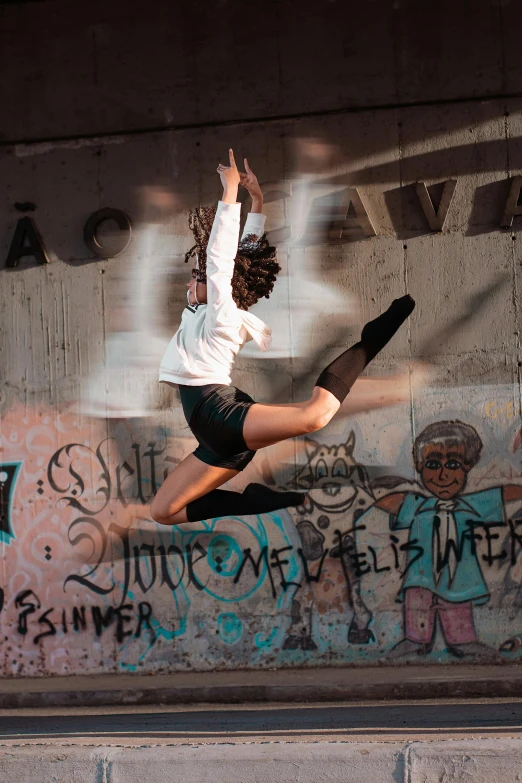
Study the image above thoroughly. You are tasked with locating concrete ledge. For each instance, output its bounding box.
[2,739,522,783]
[1,664,522,708]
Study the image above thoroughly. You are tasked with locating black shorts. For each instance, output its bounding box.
[178,384,257,471]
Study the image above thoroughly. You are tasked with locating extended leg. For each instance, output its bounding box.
[244,296,415,450]
[150,454,303,525]
[315,294,415,402]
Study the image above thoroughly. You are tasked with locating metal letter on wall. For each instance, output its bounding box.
[5,217,49,268]
[415,180,457,231]
[83,208,133,258]
[329,188,376,241]
[501,176,522,228]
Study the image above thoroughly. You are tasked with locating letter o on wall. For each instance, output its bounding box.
[83,208,132,258]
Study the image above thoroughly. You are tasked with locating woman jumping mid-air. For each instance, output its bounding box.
[151,150,415,526]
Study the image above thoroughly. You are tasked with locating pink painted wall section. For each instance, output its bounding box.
[2,383,522,676]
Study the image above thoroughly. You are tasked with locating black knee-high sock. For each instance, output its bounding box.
[186,483,305,523]
[316,295,415,403]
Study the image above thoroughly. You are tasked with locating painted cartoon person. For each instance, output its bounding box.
[374,420,522,659]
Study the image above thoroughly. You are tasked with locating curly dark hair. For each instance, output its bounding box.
[184,206,281,311]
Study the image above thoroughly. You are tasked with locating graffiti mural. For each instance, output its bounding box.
[283,433,376,650]
[0,462,20,544]
[2,383,522,675]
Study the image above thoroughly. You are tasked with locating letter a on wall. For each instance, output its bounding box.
[329,188,377,241]
[501,176,522,228]
[0,463,21,544]
[5,217,49,268]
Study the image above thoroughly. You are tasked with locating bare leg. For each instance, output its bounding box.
[243,386,341,450]
[150,453,239,525]
[150,389,339,525]
[150,453,303,525]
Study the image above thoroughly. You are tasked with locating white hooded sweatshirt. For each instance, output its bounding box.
[159,201,273,386]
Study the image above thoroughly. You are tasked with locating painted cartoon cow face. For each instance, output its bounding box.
[295,432,375,520]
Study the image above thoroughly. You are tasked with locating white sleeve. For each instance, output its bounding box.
[241,212,266,241]
[205,201,242,328]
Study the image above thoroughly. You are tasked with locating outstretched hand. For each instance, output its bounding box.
[217,149,241,193]
[239,158,262,199]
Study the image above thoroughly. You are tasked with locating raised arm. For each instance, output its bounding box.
[240,157,266,240]
[205,152,269,326]
[204,150,242,326]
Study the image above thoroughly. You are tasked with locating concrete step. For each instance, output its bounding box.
[1,700,522,782]
[3,739,522,783]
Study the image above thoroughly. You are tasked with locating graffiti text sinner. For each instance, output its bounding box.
[13,590,156,645]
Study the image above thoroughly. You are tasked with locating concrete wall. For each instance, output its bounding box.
[2,0,522,677]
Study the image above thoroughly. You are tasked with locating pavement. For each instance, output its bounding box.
[4,663,522,708]
[2,699,522,781]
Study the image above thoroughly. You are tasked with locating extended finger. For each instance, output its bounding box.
[244,157,252,173]
[229,148,236,167]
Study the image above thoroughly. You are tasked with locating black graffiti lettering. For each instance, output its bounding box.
[464,521,482,557]
[158,544,185,591]
[400,538,424,577]
[15,590,41,635]
[94,441,112,509]
[48,438,170,513]
[350,551,371,577]
[338,522,367,539]
[135,601,156,644]
[0,588,4,612]
[234,547,276,598]
[508,518,522,565]
[7,590,164,646]
[47,444,87,499]
[33,608,56,644]
[131,444,149,504]
[390,535,401,569]
[116,461,135,507]
[297,547,329,583]
[332,529,371,578]
[143,442,165,496]
[133,543,157,593]
[185,541,208,591]
[113,604,133,643]
[368,546,391,573]
[91,605,114,637]
[434,520,483,575]
[108,522,131,605]
[481,526,507,566]
[48,442,110,515]
[64,517,114,595]
[270,546,301,592]
[72,606,87,632]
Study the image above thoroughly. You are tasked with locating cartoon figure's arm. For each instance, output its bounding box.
[503,485,522,502]
[374,493,406,515]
